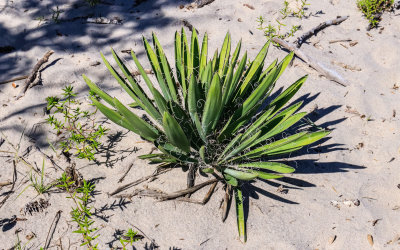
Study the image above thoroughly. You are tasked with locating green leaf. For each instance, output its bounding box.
[224,168,258,180]
[90,98,137,132]
[234,187,246,243]
[202,73,223,135]
[252,170,283,180]
[240,41,270,94]
[269,75,307,115]
[153,33,178,102]
[138,153,165,159]
[113,98,159,141]
[218,32,231,76]
[238,162,295,173]
[190,28,200,78]
[224,174,238,186]
[109,48,161,121]
[83,75,114,107]
[267,130,330,155]
[199,32,208,76]
[175,31,186,97]
[162,111,191,153]
[223,131,261,162]
[143,36,172,101]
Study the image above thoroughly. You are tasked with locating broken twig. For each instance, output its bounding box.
[109,168,172,196]
[44,210,62,249]
[16,50,54,100]
[0,75,28,85]
[296,16,349,48]
[272,37,348,86]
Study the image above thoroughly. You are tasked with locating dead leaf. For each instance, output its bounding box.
[367,234,374,246]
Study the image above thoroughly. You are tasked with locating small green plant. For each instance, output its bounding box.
[84,28,330,242]
[51,6,63,23]
[357,0,394,28]
[46,86,107,161]
[17,159,54,198]
[57,173,99,249]
[119,228,140,249]
[257,0,307,43]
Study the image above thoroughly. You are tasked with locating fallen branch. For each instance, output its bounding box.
[272,37,348,86]
[296,16,349,48]
[0,75,28,85]
[16,50,54,100]
[109,168,172,196]
[159,178,218,201]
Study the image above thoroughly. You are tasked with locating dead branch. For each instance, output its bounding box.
[0,75,28,85]
[16,50,54,100]
[272,37,348,87]
[118,163,134,183]
[109,168,172,196]
[159,178,218,201]
[296,16,349,48]
[220,184,232,222]
[44,210,62,250]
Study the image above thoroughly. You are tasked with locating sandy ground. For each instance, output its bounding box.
[0,0,400,249]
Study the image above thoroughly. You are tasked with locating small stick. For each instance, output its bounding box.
[0,160,17,209]
[296,16,349,48]
[329,39,352,44]
[220,184,232,222]
[159,178,218,201]
[272,37,348,87]
[0,75,28,85]
[16,50,54,100]
[109,168,171,196]
[44,210,62,250]
[35,146,63,171]
[202,181,217,204]
[118,163,134,183]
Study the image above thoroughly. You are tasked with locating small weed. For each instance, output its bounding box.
[57,173,99,249]
[46,86,107,161]
[357,0,394,28]
[119,228,140,249]
[51,6,63,23]
[257,0,308,44]
[17,159,54,198]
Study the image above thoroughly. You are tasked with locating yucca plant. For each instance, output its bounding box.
[83,28,330,242]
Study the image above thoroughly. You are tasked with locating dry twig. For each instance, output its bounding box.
[44,210,62,249]
[109,168,172,196]
[272,37,348,86]
[296,16,349,48]
[16,50,54,100]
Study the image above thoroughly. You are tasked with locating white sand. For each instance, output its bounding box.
[0,0,399,249]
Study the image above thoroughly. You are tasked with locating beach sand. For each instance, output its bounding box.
[0,0,399,249]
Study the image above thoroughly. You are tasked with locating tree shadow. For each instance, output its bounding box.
[0,0,192,85]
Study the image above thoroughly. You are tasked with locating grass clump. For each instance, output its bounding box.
[357,0,394,28]
[46,86,107,161]
[83,28,329,242]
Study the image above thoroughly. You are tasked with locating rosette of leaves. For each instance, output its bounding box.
[83,28,330,242]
